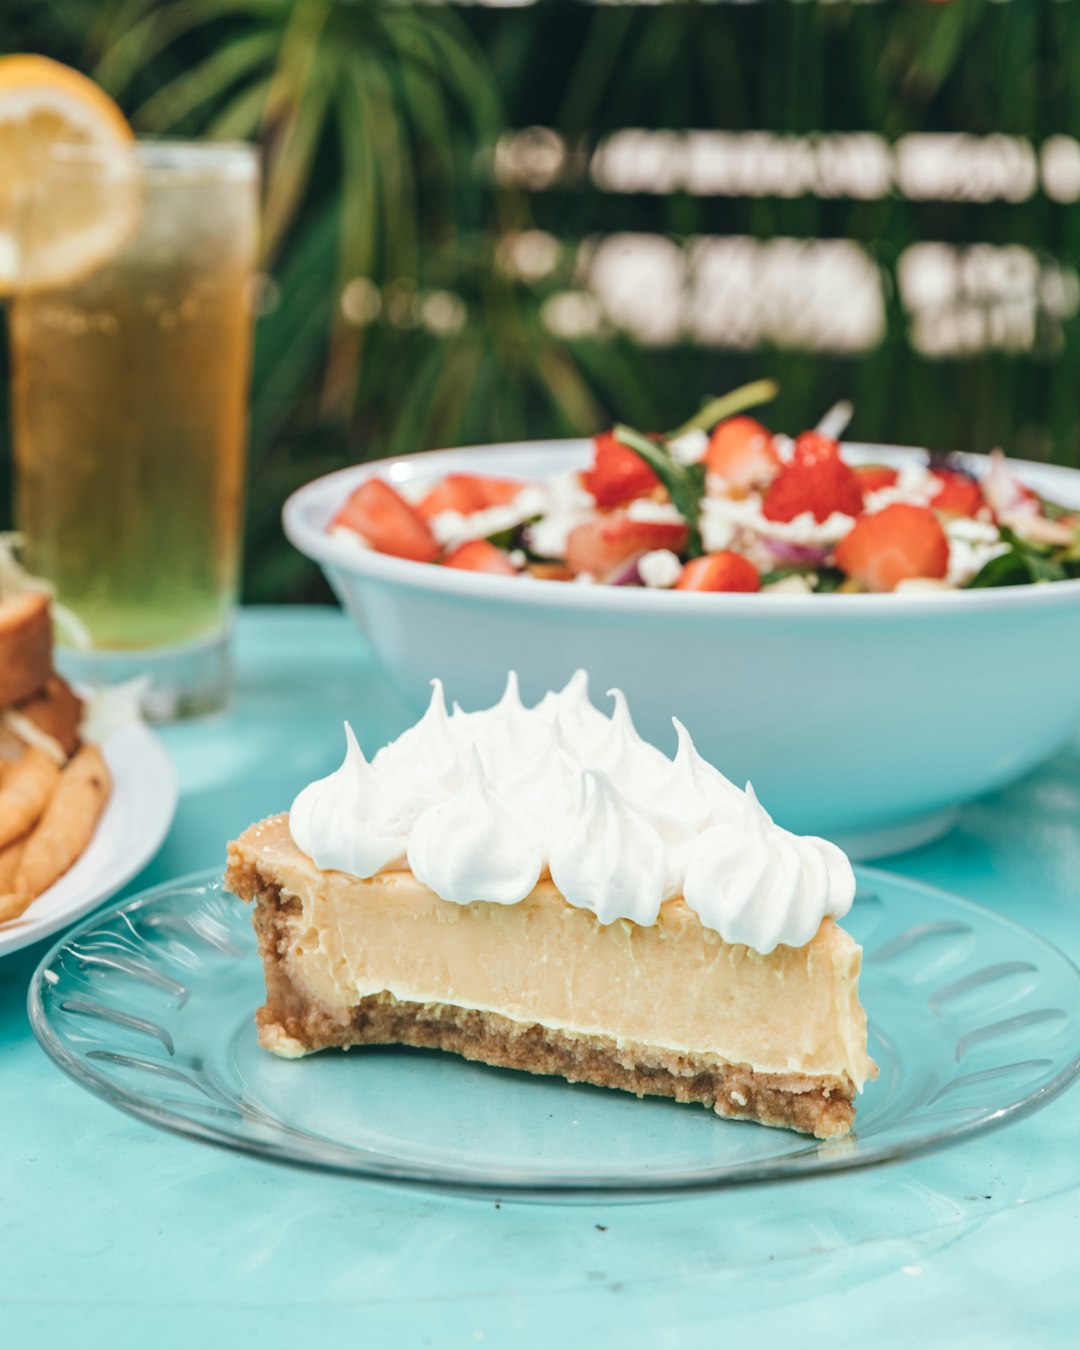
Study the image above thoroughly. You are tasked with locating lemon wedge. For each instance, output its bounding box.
[0,54,137,295]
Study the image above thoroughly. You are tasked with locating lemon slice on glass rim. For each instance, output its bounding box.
[0,54,139,296]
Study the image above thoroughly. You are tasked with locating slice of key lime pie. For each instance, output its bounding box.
[226,674,877,1139]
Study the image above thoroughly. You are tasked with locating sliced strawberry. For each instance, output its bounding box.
[762,432,864,524]
[565,515,687,578]
[704,417,780,489]
[332,480,440,563]
[582,431,661,509]
[443,539,519,575]
[853,464,899,494]
[931,468,984,518]
[416,473,526,521]
[834,504,949,593]
[675,551,760,593]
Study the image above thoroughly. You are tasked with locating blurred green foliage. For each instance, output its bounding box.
[3,0,1080,602]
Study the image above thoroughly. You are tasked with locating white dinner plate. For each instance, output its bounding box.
[0,720,177,958]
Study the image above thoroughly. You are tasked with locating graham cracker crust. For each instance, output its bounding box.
[235,861,856,1141]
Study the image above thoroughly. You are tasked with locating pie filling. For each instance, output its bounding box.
[226,815,876,1140]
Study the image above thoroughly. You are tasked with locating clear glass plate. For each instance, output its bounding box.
[28,866,1080,1196]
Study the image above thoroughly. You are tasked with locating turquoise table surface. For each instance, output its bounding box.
[4,608,1080,1348]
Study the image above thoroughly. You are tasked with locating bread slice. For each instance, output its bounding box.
[0,594,53,708]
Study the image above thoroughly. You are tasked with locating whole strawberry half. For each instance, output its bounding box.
[834,503,950,592]
[582,431,661,509]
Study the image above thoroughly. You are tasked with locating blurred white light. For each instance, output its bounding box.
[493,126,566,190]
[896,133,1037,202]
[497,229,561,281]
[340,277,381,325]
[899,242,1077,355]
[591,130,686,194]
[897,243,956,310]
[689,237,885,351]
[583,233,684,344]
[540,290,604,339]
[577,233,884,352]
[421,290,467,335]
[1041,136,1080,203]
[592,130,890,199]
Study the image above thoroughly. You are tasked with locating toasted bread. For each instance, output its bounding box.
[0,593,53,708]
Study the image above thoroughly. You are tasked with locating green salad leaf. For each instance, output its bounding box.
[666,379,780,440]
[612,424,707,556]
[611,381,782,560]
[966,526,1069,588]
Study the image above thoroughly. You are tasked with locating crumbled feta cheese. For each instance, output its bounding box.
[944,517,1009,586]
[702,493,854,549]
[761,573,814,595]
[396,479,431,506]
[700,498,738,553]
[862,460,939,513]
[769,510,857,546]
[508,549,527,568]
[668,428,709,464]
[624,498,685,525]
[329,524,371,549]
[429,498,534,550]
[524,472,594,558]
[637,549,684,589]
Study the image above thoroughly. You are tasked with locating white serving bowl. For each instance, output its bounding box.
[284,440,1080,858]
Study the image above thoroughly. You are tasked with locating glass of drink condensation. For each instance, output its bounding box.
[9,140,259,719]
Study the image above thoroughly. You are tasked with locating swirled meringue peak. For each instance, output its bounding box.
[534,669,611,755]
[407,748,543,905]
[590,688,671,809]
[549,771,667,926]
[455,671,551,782]
[289,724,408,878]
[373,678,465,808]
[664,718,744,828]
[288,670,857,951]
[683,785,856,954]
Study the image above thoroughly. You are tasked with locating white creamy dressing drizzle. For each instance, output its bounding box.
[289,672,856,953]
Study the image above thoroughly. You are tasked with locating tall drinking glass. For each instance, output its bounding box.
[9,140,259,719]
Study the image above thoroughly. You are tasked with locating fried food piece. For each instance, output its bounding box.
[0,724,25,764]
[0,748,61,849]
[0,891,34,925]
[14,745,111,897]
[0,833,26,890]
[13,675,83,758]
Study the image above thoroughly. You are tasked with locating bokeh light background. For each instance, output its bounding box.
[3,0,1079,601]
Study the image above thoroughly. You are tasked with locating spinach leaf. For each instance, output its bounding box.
[966,527,1068,588]
[812,567,847,593]
[613,424,706,556]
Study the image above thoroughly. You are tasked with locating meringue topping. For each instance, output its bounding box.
[289,671,857,952]
[407,748,544,906]
[289,724,408,878]
[682,785,855,954]
[548,770,667,926]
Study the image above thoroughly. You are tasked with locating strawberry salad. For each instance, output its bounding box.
[328,385,1080,594]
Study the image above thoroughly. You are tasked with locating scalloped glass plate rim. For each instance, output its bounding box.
[27,864,1080,1197]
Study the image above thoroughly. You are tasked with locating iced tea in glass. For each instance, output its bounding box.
[9,140,258,717]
